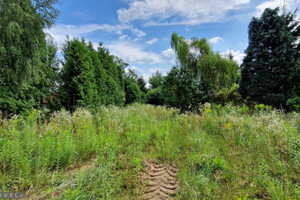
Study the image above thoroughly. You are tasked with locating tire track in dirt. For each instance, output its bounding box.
[141,162,178,200]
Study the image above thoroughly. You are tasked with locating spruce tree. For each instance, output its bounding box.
[240,8,300,108]
[86,42,105,106]
[97,44,126,105]
[60,39,98,112]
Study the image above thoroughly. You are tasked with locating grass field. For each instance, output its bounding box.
[0,104,299,199]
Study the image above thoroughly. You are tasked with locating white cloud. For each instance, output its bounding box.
[106,41,177,67]
[255,0,300,17]
[107,41,162,64]
[131,28,147,37]
[119,35,129,40]
[118,0,250,26]
[116,30,123,35]
[220,49,246,65]
[161,48,175,64]
[134,38,142,42]
[46,24,132,48]
[47,24,132,36]
[209,37,224,44]
[130,66,145,73]
[146,38,159,44]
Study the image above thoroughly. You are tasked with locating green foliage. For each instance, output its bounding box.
[60,39,98,112]
[146,71,166,105]
[198,52,240,91]
[163,66,211,112]
[149,71,164,89]
[97,44,126,106]
[125,82,142,104]
[254,104,273,112]
[0,109,96,190]
[240,7,300,109]
[0,0,60,115]
[171,33,192,68]
[36,37,61,111]
[86,42,107,106]
[164,33,240,112]
[171,33,240,90]
[104,76,124,106]
[124,70,145,104]
[137,77,148,94]
[214,84,244,105]
[59,39,128,111]
[146,87,164,105]
[287,96,300,112]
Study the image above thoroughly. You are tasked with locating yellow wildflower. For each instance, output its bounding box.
[205,108,212,114]
[225,122,232,129]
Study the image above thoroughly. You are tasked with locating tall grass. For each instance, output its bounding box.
[177,104,300,199]
[0,109,97,191]
[0,104,299,199]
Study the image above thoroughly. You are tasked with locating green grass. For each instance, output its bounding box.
[0,104,299,199]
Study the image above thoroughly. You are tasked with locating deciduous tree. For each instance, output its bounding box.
[0,0,60,116]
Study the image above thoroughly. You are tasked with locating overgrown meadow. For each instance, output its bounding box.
[0,104,299,199]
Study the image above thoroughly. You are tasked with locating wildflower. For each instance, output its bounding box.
[205,108,212,114]
[225,122,232,129]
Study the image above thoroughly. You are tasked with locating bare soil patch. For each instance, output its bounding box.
[141,161,179,200]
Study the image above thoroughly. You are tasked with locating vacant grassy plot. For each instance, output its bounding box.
[0,104,299,199]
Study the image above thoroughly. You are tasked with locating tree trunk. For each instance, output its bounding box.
[3,109,8,119]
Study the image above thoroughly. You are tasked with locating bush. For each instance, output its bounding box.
[146,87,164,105]
[213,84,244,105]
[254,104,273,112]
[287,96,300,112]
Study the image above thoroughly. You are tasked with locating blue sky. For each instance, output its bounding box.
[48,0,299,81]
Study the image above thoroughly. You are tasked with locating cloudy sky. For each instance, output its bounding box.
[48,0,299,81]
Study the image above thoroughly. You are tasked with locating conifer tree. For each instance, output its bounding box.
[60,39,98,112]
[98,44,126,105]
[124,70,143,104]
[240,7,300,108]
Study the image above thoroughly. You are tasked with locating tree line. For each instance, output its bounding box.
[0,1,299,118]
[0,0,147,117]
[146,7,300,112]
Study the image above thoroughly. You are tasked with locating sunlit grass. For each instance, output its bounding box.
[0,104,299,199]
